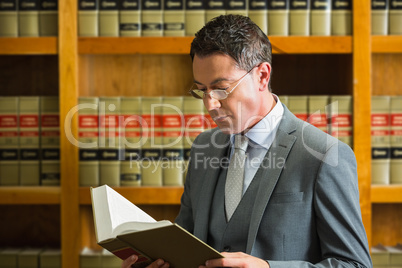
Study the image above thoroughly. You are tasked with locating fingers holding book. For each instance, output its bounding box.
[122,255,170,268]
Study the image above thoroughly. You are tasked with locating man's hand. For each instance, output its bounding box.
[121,255,170,268]
[198,252,270,268]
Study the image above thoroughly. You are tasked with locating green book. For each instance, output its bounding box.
[119,0,141,36]
[39,0,58,36]
[371,0,388,35]
[164,0,185,36]
[0,97,19,186]
[142,0,163,36]
[329,95,353,147]
[19,96,41,186]
[205,0,225,23]
[289,0,309,36]
[267,0,289,36]
[226,0,248,17]
[371,244,390,268]
[308,95,329,133]
[390,0,402,35]
[80,248,101,268]
[0,0,18,37]
[78,0,99,36]
[185,0,205,36]
[390,96,402,184]
[287,96,308,121]
[311,0,331,36]
[331,0,352,35]
[18,248,42,268]
[39,249,61,268]
[18,0,40,36]
[99,0,119,36]
[248,0,268,34]
[0,249,20,268]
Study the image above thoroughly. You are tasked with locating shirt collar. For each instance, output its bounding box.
[230,94,284,149]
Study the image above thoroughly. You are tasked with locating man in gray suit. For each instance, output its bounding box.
[122,15,372,268]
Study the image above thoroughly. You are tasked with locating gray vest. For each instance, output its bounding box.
[207,166,261,252]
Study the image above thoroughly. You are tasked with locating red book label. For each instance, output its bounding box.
[185,114,204,128]
[100,115,120,128]
[331,114,352,127]
[122,114,142,128]
[0,115,18,128]
[41,115,59,127]
[371,114,390,127]
[162,115,183,128]
[79,115,99,128]
[0,131,18,137]
[20,115,39,128]
[391,114,402,127]
[142,114,162,128]
[294,113,308,121]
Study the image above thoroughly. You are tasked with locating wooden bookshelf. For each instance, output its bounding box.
[0,187,61,204]
[0,37,58,55]
[372,36,402,53]
[371,186,402,203]
[79,187,184,205]
[78,36,352,55]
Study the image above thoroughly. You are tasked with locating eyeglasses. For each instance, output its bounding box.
[189,66,256,100]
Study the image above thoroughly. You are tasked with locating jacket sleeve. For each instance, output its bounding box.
[268,142,372,268]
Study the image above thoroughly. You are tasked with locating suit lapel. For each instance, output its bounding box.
[193,130,230,242]
[246,107,298,254]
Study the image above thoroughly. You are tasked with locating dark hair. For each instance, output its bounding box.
[190,14,272,90]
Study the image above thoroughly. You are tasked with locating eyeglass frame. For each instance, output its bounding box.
[189,65,258,100]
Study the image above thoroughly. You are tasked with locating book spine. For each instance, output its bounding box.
[329,95,353,147]
[99,0,119,36]
[390,96,402,184]
[185,0,205,36]
[78,0,99,36]
[389,0,402,35]
[141,97,163,186]
[163,0,184,36]
[78,97,100,187]
[280,95,288,107]
[120,97,142,186]
[308,96,329,133]
[371,96,391,185]
[331,0,352,35]
[310,0,330,36]
[225,0,248,16]
[19,0,40,36]
[162,97,184,186]
[0,0,18,37]
[205,0,225,23]
[371,0,388,35]
[119,0,141,36]
[40,96,60,186]
[141,0,163,36]
[289,0,309,36]
[99,97,121,186]
[267,0,289,36]
[0,97,19,186]
[39,0,58,36]
[287,96,308,121]
[19,97,40,186]
[248,0,268,34]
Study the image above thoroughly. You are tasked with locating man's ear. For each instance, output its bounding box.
[256,62,271,91]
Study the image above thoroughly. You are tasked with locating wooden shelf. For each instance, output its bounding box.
[371,185,402,203]
[79,187,184,205]
[0,37,58,55]
[372,36,402,53]
[0,187,61,204]
[78,36,352,55]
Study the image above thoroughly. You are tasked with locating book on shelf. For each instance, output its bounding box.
[141,97,163,186]
[80,248,101,268]
[0,0,18,37]
[310,0,331,36]
[371,244,390,268]
[40,96,60,186]
[163,0,185,36]
[99,97,121,186]
[78,0,99,36]
[39,249,61,268]
[371,0,388,35]
[91,185,223,268]
[389,0,402,35]
[289,0,309,36]
[185,0,205,36]
[386,244,402,267]
[280,95,288,107]
[119,0,141,36]
[267,0,289,36]
[99,0,119,36]
[141,0,163,36]
[391,96,402,184]
[225,0,248,17]
[101,249,121,268]
[0,248,20,268]
[19,96,40,186]
[331,0,352,35]
[371,96,391,185]
[308,95,329,133]
[287,95,308,121]
[18,0,40,37]
[205,0,225,23]
[120,97,142,187]
[0,97,19,186]
[329,95,353,148]
[39,0,58,36]
[248,0,268,34]
[18,248,42,268]
[162,97,184,186]
[79,97,100,187]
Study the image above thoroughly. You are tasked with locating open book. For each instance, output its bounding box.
[91,185,223,268]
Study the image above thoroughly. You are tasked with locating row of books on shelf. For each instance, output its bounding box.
[371,96,402,185]
[77,0,355,37]
[0,248,61,268]
[0,0,58,37]
[0,96,60,186]
[372,0,402,35]
[372,244,402,268]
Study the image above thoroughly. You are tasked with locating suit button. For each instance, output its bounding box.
[223,246,231,252]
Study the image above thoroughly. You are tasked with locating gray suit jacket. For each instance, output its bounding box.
[175,105,372,268]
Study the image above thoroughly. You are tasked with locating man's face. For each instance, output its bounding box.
[193,54,262,134]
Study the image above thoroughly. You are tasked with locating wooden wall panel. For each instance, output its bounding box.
[372,204,402,246]
[372,54,402,95]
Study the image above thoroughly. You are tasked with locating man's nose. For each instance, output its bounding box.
[203,94,221,111]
